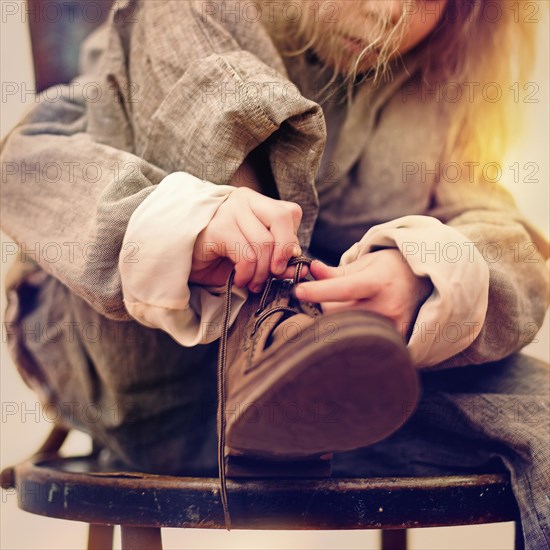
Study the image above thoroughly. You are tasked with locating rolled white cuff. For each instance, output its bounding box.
[118,172,248,347]
[340,215,490,367]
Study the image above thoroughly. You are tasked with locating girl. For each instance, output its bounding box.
[1,0,548,546]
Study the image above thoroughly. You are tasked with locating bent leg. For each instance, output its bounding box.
[425,355,549,550]
[5,262,218,475]
[332,355,549,549]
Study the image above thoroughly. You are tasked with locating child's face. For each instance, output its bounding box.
[298,0,448,75]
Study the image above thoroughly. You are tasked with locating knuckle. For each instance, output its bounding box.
[290,202,303,220]
[277,202,302,226]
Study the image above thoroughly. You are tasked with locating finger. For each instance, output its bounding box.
[277,201,303,264]
[212,258,236,286]
[232,253,256,289]
[273,238,301,276]
[269,217,301,274]
[235,210,274,292]
[252,199,302,274]
[309,258,378,281]
[276,264,309,281]
[230,234,257,289]
[308,260,346,281]
[217,222,260,289]
[294,272,379,303]
[277,200,303,234]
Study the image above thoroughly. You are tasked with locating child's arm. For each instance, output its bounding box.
[295,249,433,334]
[2,1,324,347]
[0,78,166,320]
[297,181,549,368]
[425,178,549,367]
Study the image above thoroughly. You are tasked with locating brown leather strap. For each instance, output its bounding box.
[288,255,313,284]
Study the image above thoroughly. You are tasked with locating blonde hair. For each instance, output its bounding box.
[258,0,543,170]
[428,0,542,169]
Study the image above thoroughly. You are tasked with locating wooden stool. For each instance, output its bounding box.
[1,426,524,550]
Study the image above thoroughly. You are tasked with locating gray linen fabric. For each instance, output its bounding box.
[1,0,547,361]
[1,1,549,546]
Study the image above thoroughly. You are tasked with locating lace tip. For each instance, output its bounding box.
[222,499,232,530]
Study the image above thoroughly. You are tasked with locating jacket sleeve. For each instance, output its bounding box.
[118,172,249,347]
[341,176,549,369]
[426,176,549,368]
[125,0,325,244]
[0,73,167,320]
[339,214,490,367]
[339,61,549,369]
[1,0,326,323]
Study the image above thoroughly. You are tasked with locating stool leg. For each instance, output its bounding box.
[36,425,69,455]
[121,526,162,550]
[381,529,407,550]
[88,524,114,550]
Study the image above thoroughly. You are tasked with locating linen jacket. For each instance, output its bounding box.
[1,0,548,369]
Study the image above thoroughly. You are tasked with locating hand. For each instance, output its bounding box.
[190,187,308,292]
[294,249,433,336]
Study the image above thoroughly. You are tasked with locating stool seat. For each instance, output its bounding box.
[7,454,519,530]
[2,427,525,550]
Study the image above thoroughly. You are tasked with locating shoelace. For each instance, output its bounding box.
[217,255,313,530]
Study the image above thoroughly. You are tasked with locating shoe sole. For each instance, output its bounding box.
[226,309,419,458]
